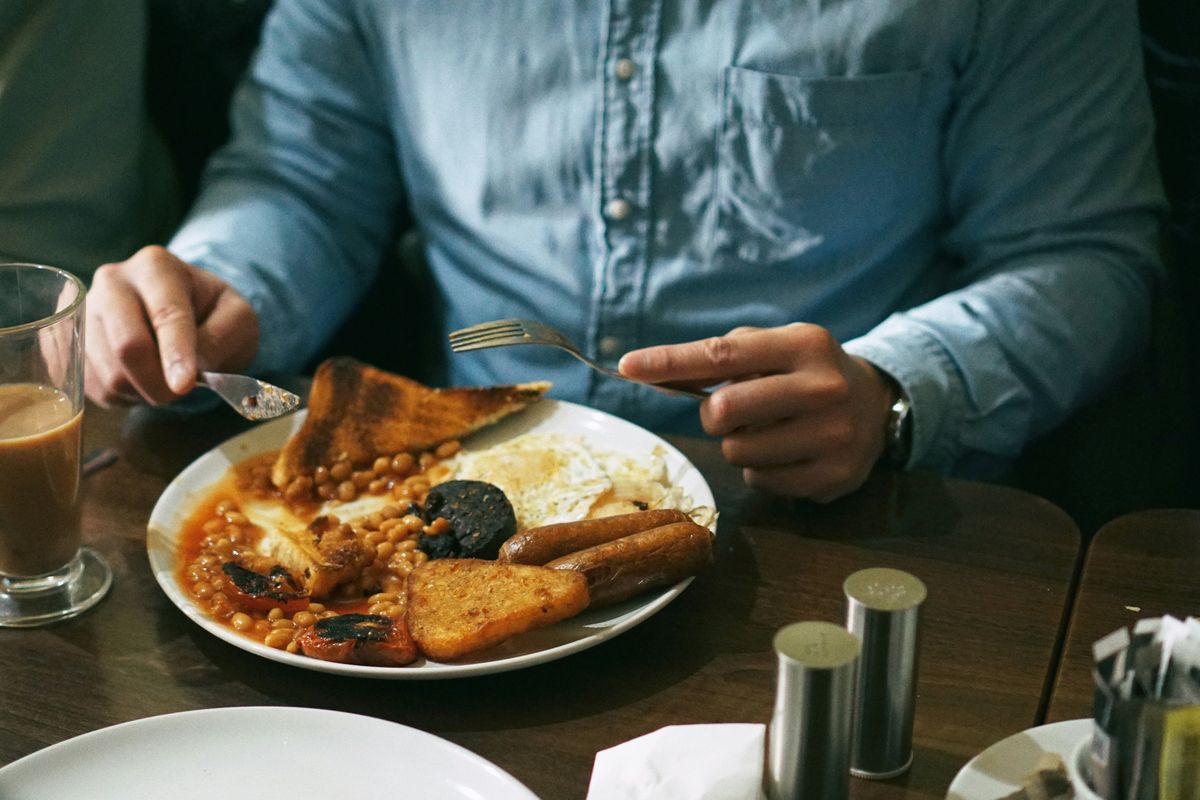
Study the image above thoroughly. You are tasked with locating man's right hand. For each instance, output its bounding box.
[85,245,260,407]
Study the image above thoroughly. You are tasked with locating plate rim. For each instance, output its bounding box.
[0,705,538,798]
[146,398,716,679]
[946,717,1091,799]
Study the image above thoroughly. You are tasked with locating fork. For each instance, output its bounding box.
[196,371,302,420]
[448,319,710,400]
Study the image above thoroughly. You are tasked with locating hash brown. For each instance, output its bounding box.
[407,559,589,661]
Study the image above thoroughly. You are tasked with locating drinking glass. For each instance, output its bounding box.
[0,263,111,626]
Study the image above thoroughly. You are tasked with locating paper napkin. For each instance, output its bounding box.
[586,723,767,800]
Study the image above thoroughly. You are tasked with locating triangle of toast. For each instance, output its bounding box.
[272,358,550,487]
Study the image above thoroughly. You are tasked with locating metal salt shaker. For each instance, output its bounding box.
[768,621,862,800]
[843,567,927,779]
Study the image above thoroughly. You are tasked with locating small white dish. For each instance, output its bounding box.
[1067,734,1105,800]
[946,718,1090,799]
[0,706,538,799]
[147,399,717,679]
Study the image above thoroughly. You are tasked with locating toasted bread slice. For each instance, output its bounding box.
[272,358,550,488]
[254,513,372,599]
[407,559,588,661]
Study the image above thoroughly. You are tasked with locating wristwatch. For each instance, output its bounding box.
[885,392,913,466]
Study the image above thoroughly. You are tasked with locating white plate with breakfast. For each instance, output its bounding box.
[147,358,717,679]
[946,718,1090,799]
[0,706,537,799]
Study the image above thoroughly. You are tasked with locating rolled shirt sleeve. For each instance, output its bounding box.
[169,0,404,374]
[844,0,1165,475]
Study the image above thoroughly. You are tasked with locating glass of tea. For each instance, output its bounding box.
[0,263,111,626]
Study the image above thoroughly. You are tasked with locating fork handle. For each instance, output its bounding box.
[581,359,711,400]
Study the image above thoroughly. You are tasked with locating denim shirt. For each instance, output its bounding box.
[171,0,1164,475]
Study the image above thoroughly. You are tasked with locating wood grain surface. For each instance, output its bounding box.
[1046,509,1200,723]
[0,401,1082,799]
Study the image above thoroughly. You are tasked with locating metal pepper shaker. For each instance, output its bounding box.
[768,621,861,800]
[843,567,927,779]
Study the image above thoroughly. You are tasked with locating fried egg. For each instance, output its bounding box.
[444,433,611,529]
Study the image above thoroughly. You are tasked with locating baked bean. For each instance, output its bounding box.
[202,518,224,535]
[368,592,398,605]
[373,456,392,474]
[364,512,384,530]
[352,470,374,489]
[271,618,296,629]
[223,511,248,526]
[336,481,356,502]
[253,619,272,636]
[265,629,294,649]
[418,452,437,469]
[330,461,351,482]
[231,612,254,631]
[313,465,331,484]
[390,453,414,476]
[365,530,386,546]
[379,518,403,535]
[412,550,428,565]
[293,611,317,627]
[376,541,395,561]
[286,640,301,654]
[267,607,284,621]
[307,603,326,614]
[284,476,313,503]
[381,504,403,520]
[368,478,388,494]
[319,610,338,619]
[400,514,424,534]
[317,482,336,500]
[435,440,461,459]
[423,516,451,537]
[396,538,418,552]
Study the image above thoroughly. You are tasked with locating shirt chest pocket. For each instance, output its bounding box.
[712,66,923,268]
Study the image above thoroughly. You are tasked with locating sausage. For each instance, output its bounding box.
[544,521,713,607]
[498,508,690,565]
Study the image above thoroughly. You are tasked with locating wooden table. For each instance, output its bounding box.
[0,402,1082,798]
[1046,509,1200,723]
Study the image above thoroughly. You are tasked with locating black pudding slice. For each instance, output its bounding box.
[418,479,517,560]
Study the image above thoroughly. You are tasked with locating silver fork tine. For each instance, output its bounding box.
[448,324,525,343]
[447,319,525,338]
[449,334,534,352]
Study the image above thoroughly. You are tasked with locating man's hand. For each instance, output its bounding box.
[619,323,897,502]
[85,245,260,407]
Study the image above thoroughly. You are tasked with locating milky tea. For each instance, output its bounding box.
[0,383,83,577]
